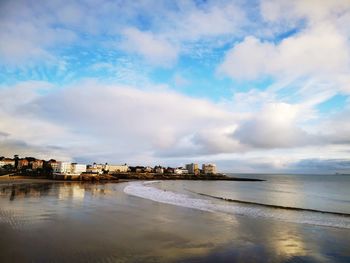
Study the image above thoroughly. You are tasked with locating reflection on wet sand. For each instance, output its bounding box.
[0,182,349,262]
[0,182,115,201]
[0,183,53,200]
[274,232,307,258]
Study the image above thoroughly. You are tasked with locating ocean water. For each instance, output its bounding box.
[152,174,350,213]
[0,175,350,262]
[128,174,350,227]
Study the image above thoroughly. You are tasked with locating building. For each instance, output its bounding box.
[164,167,174,174]
[48,160,61,173]
[86,163,105,174]
[202,164,217,174]
[154,166,164,174]
[58,162,71,174]
[0,158,15,167]
[185,163,199,174]
[105,164,128,173]
[58,162,86,175]
[174,168,189,175]
[135,167,143,173]
[144,166,153,173]
[72,163,87,175]
[18,159,29,169]
[31,160,43,170]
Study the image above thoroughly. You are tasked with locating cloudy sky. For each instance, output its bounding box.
[1,0,350,173]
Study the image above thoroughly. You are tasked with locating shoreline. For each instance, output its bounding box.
[0,176,128,185]
[107,172,265,181]
[0,173,265,184]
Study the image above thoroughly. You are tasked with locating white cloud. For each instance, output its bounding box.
[233,102,316,148]
[0,1,77,65]
[119,27,179,66]
[1,1,350,172]
[0,81,81,160]
[215,1,350,163]
[218,24,350,81]
[4,80,237,162]
[170,1,245,41]
[0,138,71,162]
[0,0,247,67]
[218,36,275,79]
[1,79,350,171]
[260,0,350,23]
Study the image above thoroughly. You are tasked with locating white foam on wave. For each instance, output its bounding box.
[123,182,350,229]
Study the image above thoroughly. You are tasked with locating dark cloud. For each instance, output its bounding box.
[0,138,68,160]
[0,131,10,137]
[289,159,350,174]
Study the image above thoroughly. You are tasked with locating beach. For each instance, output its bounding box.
[0,175,350,262]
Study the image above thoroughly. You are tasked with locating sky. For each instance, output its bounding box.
[1,0,350,173]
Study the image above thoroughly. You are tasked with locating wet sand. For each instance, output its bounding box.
[0,181,349,262]
[0,177,62,185]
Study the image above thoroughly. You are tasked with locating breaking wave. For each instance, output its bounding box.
[124,181,350,229]
[186,189,350,217]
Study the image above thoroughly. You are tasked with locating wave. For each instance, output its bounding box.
[185,189,350,217]
[123,182,350,229]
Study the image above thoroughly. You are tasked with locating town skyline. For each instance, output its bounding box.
[1,1,350,174]
[0,155,218,175]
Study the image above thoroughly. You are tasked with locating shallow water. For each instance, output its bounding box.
[125,181,350,229]
[0,180,349,262]
[158,173,350,214]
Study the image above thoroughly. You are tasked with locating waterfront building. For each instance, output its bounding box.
[164,167,175,174]
[59,162,71,174]
[128,166,144,173]
[48,160,61,173]
[72,163,86,174]
[185,163,199,174]
[105,164,128,173]
[59,162,86,175]
[18,159,29,169]
[0,158,15,167]
[31,160,43,170]
[144,166,153,173]
[202,164,217,174]
[86,163,105,174]
[154,166,164,174]
[174,168,189,175]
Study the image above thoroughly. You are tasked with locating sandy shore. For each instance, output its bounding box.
[0,176,130,185]
[1,179,349,262]
[0,177,69,185]
[0,173,264,185]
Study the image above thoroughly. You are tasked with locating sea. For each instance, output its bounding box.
[0,174,349,262]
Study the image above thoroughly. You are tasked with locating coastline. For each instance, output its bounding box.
[0,176,127,185]
[0,173,264,183]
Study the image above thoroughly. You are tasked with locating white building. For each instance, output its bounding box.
[105,164,128,173]
[174,168,189,175]
[202,164,217,174]
[144,166,153,173]
[59,162,72,174]
[48,161,61,173]
[86,163,105,174]
[72,164,87,174]
[59,162,86,175]
[155,167,164,174]
[0,159,15,167]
